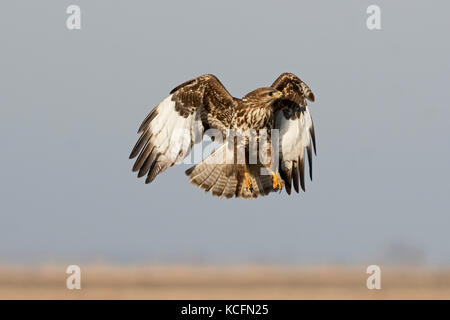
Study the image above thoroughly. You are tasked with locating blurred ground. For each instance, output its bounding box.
[0,265,449,299]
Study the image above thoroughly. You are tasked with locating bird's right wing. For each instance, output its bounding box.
[129,74,235,184]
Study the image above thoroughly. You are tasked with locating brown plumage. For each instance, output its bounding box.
[129,73,316,199]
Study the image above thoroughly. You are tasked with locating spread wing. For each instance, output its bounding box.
[272,73,316,194]
[129,74,235,184]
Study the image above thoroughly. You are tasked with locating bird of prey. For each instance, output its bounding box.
[129,73,316,199]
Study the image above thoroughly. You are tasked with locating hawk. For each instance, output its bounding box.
[129,73,316,199]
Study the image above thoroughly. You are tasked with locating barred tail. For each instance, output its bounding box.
[185,145,274,199]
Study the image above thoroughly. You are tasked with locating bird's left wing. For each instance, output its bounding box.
[272,73,316,194]
[129,74,235,184]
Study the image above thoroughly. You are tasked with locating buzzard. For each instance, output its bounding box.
[129,73,316,199]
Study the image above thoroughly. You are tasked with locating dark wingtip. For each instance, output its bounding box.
[292,161,299,193]
[307,144,313,181]
[145,171,157,184]
[280,169,291,195]
[185,166,195,176]
[137,170,147,178]
[137,108,158,134]
[285,184,291,195]
[129,141,143,160]
[299,156,305,192]
[310,124,317,156]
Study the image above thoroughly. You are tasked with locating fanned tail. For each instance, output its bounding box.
[185,144,274,199]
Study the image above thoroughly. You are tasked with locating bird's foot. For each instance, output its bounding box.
[271,172,283,190]
[244,172,253,191]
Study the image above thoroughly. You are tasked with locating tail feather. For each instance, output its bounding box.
[222,167,238,199]
[202,166,222,192]
[211,170,227,197]
[190,163,215,187]
[185,153,274,199]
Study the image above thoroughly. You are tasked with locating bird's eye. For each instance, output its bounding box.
[268,92,273,96]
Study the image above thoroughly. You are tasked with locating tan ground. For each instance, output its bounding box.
[0,265,449,299]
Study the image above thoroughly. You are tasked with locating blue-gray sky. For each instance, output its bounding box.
[0,0,449,265]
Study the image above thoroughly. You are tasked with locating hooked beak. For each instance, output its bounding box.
[275,91,284,98]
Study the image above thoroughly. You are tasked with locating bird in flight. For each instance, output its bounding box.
[129,73,316,199]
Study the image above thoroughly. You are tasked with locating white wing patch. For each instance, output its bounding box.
[275,106,315,193]
[276,106,313,160]
[130,95,204,183]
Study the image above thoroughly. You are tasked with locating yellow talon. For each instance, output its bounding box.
[244,172,253,190]
[271,172,283,190]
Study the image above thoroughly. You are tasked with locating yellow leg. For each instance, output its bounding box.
[244,172,253,190]
[271,172,283,190]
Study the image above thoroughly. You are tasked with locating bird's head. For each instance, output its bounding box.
[242,87,284,106]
